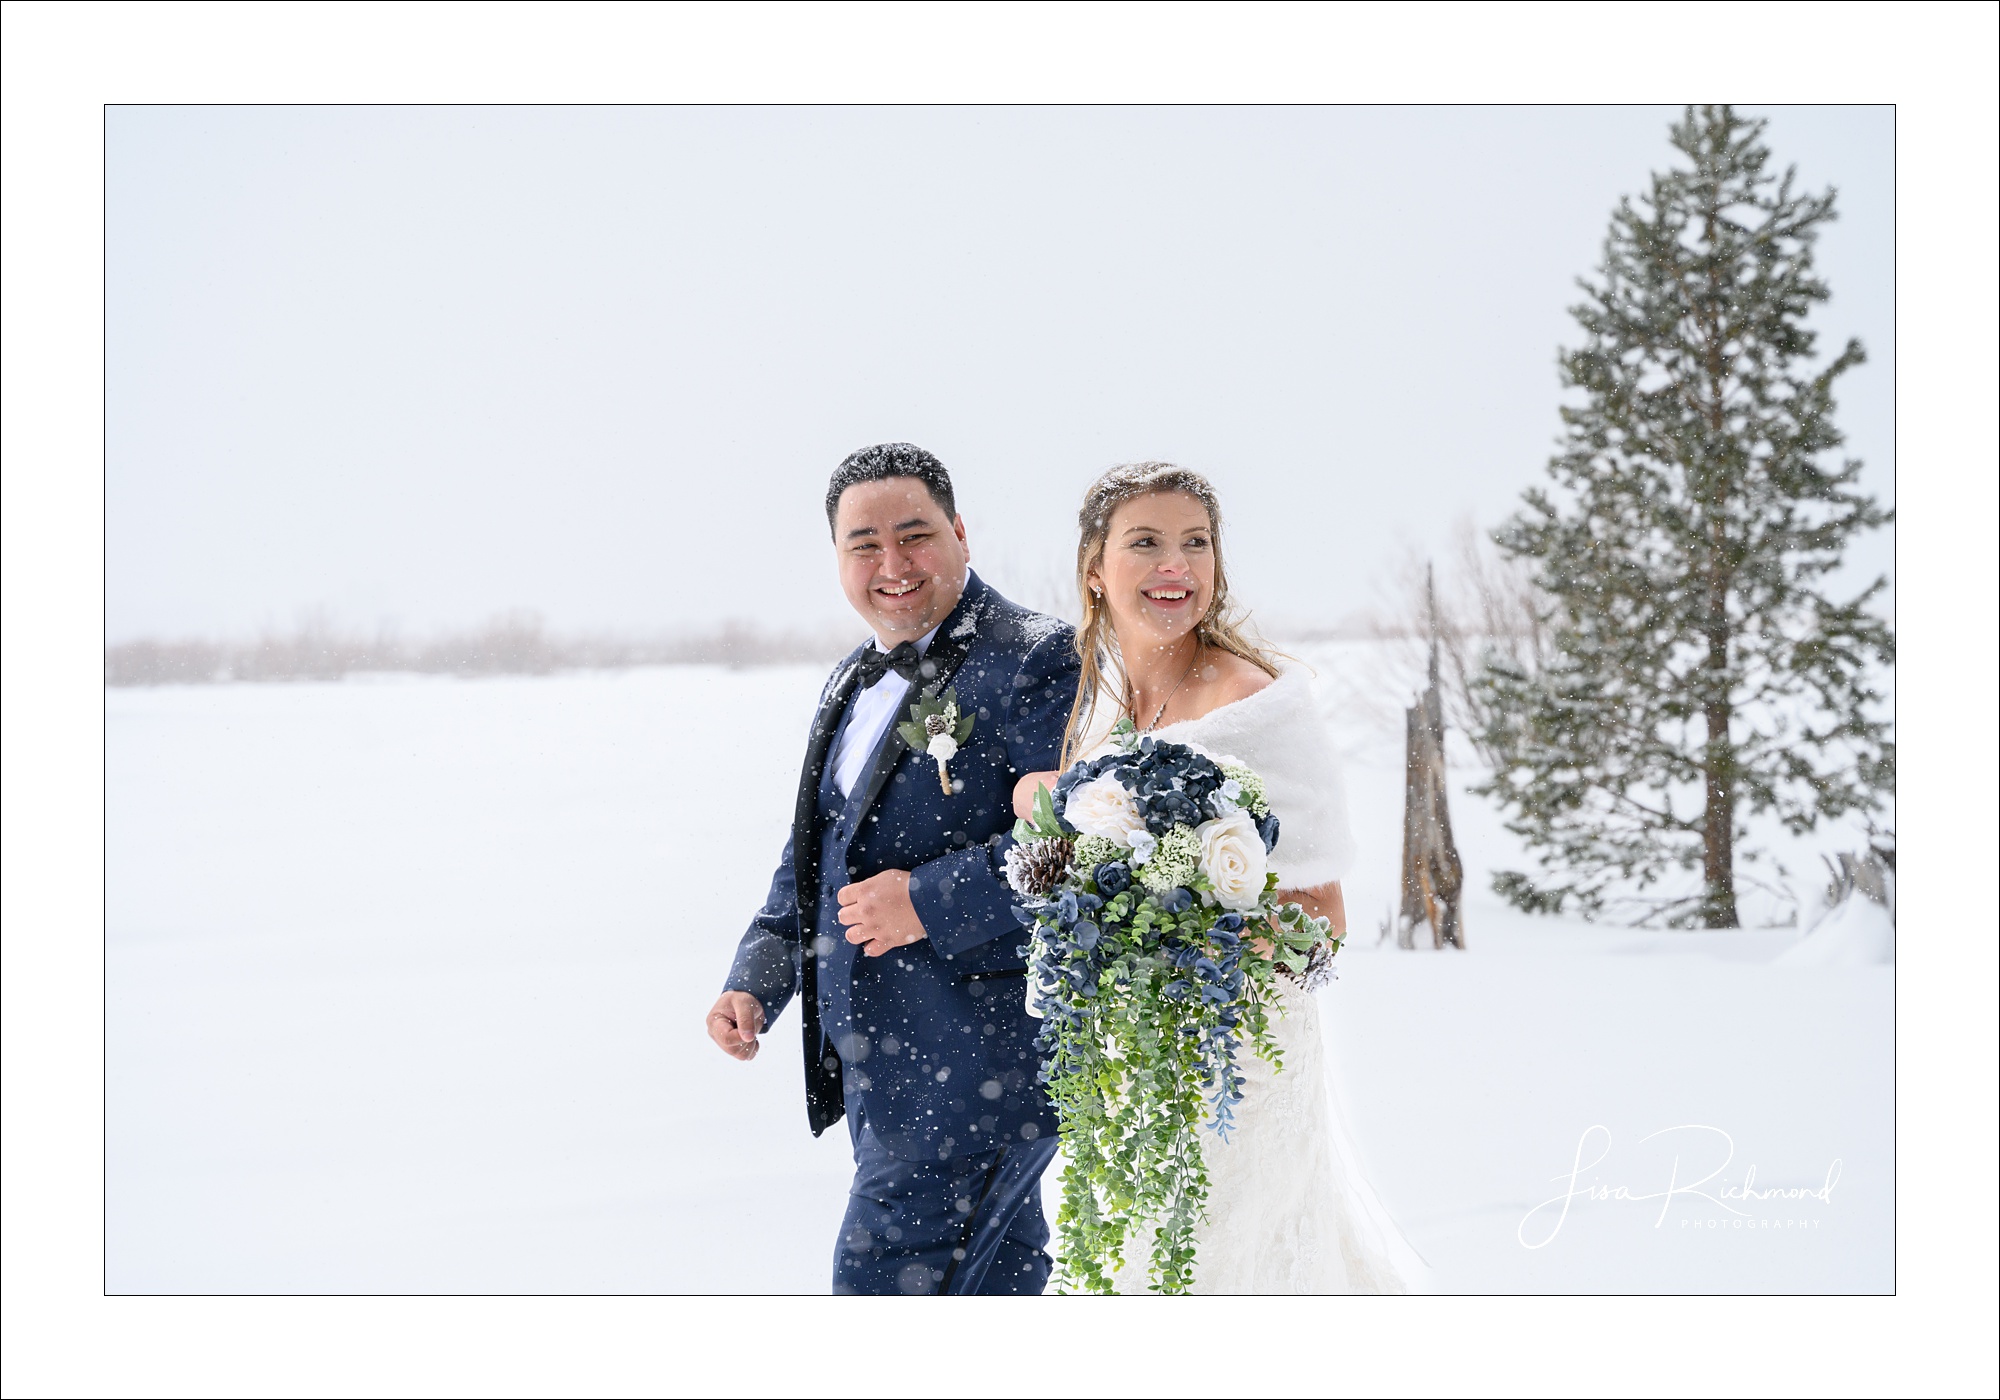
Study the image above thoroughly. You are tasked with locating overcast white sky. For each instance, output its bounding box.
[105,105,1893,642]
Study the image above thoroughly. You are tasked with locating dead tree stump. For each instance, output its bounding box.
[1398,568,1467,950]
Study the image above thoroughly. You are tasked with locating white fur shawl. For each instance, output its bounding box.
[1084,666,1358,890]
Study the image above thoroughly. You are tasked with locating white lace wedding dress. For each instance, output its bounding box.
[1069,666,1427,1294]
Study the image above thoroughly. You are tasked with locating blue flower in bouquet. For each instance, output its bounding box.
[1144,788,1205,831]
[1049,888,1097,928]
[1155,884,1196,915]
[1092,861,1133,898]
[1124,737,1227,835]
[1257,811,1280,854]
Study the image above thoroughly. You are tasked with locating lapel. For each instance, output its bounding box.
[791,646,871,1136]
[789,647,870,917]
[849,572,988,826]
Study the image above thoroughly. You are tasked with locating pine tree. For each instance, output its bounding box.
[1474,106,1894,929]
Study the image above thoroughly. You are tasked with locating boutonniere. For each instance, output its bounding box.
[897,686,975,795]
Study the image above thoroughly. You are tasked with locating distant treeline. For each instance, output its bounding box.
[104,613,858,686]
[106,609,1386,687]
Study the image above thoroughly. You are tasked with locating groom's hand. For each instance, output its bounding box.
[837,870,929,958]
[707,991,766,1061]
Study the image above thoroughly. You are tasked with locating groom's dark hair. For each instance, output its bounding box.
[825,443,957,534]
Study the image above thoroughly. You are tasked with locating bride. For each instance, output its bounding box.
[1013,461,1424,1294]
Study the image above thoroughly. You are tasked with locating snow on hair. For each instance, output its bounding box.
[824,442,956,534]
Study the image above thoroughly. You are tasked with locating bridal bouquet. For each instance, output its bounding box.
[1006,720,1341,1293]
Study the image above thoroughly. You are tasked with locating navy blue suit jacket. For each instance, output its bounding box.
[724,572,1077,1160]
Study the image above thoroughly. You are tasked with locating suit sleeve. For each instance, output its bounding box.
[910,625,1081,961]
[721,658,854,1026]
[723,834,804,1027]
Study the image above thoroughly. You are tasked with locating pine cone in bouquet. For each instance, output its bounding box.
[1005,835,1075,900]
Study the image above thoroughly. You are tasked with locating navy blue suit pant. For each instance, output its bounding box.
[833,1111,1059,1295]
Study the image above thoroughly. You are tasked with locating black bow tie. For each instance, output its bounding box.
[852,640,925,691]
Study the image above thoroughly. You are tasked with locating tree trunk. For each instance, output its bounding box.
[1399,633,1466,949]
[1700,537,1737,928]
[1397,705,1424,949]
[1701,694,1738,928]
[1698,198,1740,930]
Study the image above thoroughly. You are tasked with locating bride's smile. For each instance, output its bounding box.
[1078,485,1273,740]
[1092,490,1216,643]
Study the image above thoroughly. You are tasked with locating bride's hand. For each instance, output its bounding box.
[1289,882,1347,938]
[1012,770,1061,820]
[1265,882,1348,953]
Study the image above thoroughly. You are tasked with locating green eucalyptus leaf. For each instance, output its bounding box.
[1032,781,1062,836]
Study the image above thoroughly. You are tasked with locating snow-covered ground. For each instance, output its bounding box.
[105,648,1893,1293]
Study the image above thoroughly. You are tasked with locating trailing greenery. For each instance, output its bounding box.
[1008,727,1334,1292]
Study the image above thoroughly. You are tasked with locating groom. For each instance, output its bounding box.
[707,443,1079,1295]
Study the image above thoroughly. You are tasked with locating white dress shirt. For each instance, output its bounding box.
[830,624,941,798]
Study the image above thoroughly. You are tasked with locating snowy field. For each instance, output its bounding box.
[105,646,1893,1293]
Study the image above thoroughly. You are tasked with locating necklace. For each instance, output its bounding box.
[1137,646,1201,734]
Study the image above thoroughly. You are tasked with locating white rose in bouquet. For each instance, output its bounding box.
[1062,774,1144,844]
[1196,808,1268,911]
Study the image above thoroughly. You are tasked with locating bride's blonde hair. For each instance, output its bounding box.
[1062,462,1280,765]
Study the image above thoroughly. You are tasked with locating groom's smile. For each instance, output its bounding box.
[834,477,971,642]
